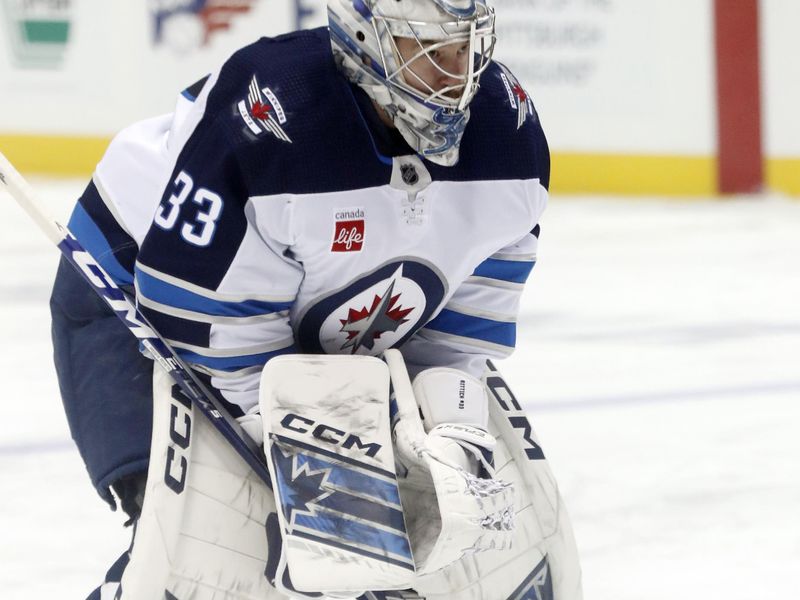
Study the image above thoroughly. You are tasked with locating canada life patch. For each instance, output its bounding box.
[331,208,365,252]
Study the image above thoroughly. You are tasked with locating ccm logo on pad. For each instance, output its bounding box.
[332,208,365,252]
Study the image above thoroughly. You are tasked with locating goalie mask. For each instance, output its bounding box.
[328,0,496,166]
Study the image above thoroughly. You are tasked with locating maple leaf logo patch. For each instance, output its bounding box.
[297,260,447,357]
[339,280,415,353]
[251,101,271,121]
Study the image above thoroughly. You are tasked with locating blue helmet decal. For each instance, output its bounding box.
[425,108,468,155]
[433,0,478,18]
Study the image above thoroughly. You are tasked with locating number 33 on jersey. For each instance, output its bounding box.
[154,170,223,248]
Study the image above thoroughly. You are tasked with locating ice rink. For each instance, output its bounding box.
[1,178,798,599]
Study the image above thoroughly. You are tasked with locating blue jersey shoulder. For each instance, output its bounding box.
[200,27,389,195]
[208,27,339,121]
[475,60,544,131]
[445,60,550,188]
[172,32,549,197]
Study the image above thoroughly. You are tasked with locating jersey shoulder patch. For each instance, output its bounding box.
[449,61,548,184]
[204,27,352,155]
[487,61,537,130]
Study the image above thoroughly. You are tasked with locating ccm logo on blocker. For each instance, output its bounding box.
[281,413,382,458]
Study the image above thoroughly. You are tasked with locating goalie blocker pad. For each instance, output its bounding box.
[260,355,415,595]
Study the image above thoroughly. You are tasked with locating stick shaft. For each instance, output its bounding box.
[0,153,65,244]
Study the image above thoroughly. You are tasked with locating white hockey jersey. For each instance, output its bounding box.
[67,27,549,414]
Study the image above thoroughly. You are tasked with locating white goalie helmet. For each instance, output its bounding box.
[328,0,496,166]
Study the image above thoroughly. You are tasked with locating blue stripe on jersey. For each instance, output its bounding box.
[424,308,516,348]
[181,75,209,102]
[67,203,134,287]
[472,258,535,284]
[175,344,296,372]
[135,265,294,318]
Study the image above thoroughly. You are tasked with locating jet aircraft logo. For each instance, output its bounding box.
[296,260,447,356]
[339,280,415,353]
[498,65,534,129]
[237,74,292,143]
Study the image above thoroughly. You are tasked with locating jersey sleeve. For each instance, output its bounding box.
[400,226,541,378]
[49,115,173,506]
[135,109,302,414]
[50,257,153,508]
[50,83,206,506]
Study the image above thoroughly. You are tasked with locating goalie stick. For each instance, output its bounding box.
[0,151,272,486]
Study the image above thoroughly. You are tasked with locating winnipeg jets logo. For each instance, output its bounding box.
[237,75,292,143]
[499,67,534,130]
[339,279,415,353]
[296,260,447,356]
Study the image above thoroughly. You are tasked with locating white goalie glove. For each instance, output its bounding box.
[386,351,515,576]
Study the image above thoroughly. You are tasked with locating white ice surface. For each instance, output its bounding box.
[0,179,798,599]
